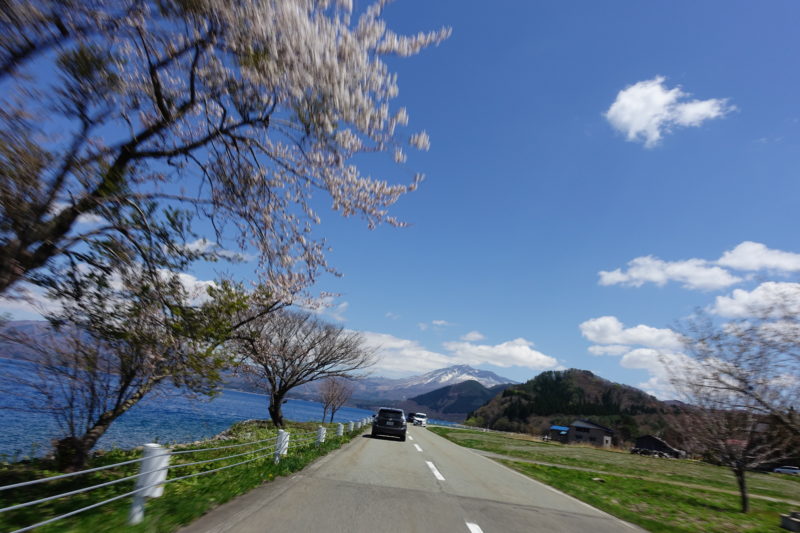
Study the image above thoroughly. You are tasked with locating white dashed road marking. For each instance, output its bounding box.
[465,522,483,533]
[408,435,414,441]
[414,444,423,452]
[426,461,445,481]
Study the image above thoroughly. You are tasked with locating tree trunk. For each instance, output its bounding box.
[54,417,116,471]
[53,380,157,470]
[321,406,329,423]
[329,407,338,423]
[734,467,749,513]
[268,390,286,427]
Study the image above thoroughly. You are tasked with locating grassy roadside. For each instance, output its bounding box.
[0,420,363,532]
[430,426,800,532]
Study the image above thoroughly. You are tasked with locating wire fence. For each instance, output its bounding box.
[0,417,373,533]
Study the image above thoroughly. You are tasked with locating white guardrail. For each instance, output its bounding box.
[0,417,373,532]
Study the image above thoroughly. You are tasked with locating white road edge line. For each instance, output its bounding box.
[425,460,446,481]
[465,522,483,533]
[414,444,423,452]
[451,440,642,530]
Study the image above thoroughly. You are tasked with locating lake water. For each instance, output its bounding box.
[0,359,374,459]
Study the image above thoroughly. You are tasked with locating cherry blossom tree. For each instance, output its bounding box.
[668,304,800,512]
[0,264,271,470]
[677,306,800,437]
[0,0,450,300]
[319,376,355,423]
[234,310,373,427]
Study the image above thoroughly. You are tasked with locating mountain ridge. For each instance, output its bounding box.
[468,368,688,445]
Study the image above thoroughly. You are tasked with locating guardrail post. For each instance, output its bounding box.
[128,443,170,525]
[316,426,326,446]
[336,423,344,437]
[347,421,354,433]
[281,430,290,456]
[355,420,361,429]
[274,429,288,463]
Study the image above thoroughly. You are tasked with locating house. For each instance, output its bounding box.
[632,435,685,458]
[548,425,570,443]
[569,419,613,447]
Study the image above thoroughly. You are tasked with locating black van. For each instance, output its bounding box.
[372,408,407,441]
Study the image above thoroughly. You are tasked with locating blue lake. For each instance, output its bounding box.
[0,359,374,458]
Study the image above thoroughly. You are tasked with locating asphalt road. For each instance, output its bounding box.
[178,426,644,533]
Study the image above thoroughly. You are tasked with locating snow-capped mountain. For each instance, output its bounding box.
[390,364,515,390]
[287,364,517,402]
[347,364,517,400]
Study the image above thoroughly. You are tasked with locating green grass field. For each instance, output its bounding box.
[430,427,800,532]
[0,420,360,533]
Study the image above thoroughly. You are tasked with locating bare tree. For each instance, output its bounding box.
[0,266,270,470]
[319,377,354,423]
[0,0,450,300]
[667,306,800,512]
[669,372,793,513]
[679,306,800,436]
[234,310,373,427]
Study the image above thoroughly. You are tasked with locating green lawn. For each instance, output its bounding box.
[0,420,361,533]
[430,427,800,532]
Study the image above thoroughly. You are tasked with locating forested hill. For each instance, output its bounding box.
[408,380,510,417]
[467,369,687,444]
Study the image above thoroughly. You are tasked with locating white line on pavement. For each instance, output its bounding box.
[458,447,642,530]
[414,444,423,452]
[426,460,445,481]
[465,522,483,533]
[408,435,414,441]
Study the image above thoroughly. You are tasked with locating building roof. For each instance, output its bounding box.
[570,419,614,434]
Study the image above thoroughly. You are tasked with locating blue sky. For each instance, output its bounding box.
[4,1,800,398]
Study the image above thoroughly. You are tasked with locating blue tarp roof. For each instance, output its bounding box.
[550,425,570,431]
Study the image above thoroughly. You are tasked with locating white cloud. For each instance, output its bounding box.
[360,332,558,377]
[635,376,677,400]
[587,344,630,356]
[599,255,741,291]
[580,316,696,399]
[51,201,105,225]
[718,241,800,272]
[460,330,486,342]
[710,281,800,318]
[605,76,733,147]
[0,271,217,319]
[360,331,456,377]
[301,295,349,322]
[0,283,59,319]
[626,350,698,399]
[580,316,683,350]
[326,302,349,322]
[442,338,558,369]
[418,319,454,331]
[172,272,216,300]
[385,312,400,320]
[619,347,663,369]
[182,238,254,262]
[184,238,216,253]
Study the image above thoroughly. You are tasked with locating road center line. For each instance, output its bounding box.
[414,444,423,452]
[425,460,445,481]
[408,435,414,441]
[465,522,483,533]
